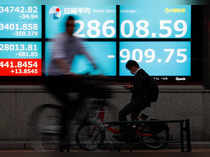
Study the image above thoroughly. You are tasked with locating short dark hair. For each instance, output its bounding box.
[126,60,139,69]
[66,16,75,27]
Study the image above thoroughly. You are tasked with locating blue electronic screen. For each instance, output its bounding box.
[120,0,191,38]
[0,0,42,38]
[45,0,116,39]
[0,42,41,59]
[0,0,195,81]
[120,42,191,76]
[45,41,116,76]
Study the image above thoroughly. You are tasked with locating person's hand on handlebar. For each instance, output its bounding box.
[124,84,133,89]
[93,63,98,70]
[64,72,85,78]
[64,71,77,76]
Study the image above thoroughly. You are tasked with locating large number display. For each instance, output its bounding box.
[120,5,191,38]
[120,0,191,38]
[120,42,191,76]
[0,0,194,81]
[119,0,191,79]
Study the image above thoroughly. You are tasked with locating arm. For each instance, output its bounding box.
[132,75,143,94]
[53,59,74,75]
[134,71,151,99]
[83,51,98,69]
[124,84,134,90]
[77,39,98,69]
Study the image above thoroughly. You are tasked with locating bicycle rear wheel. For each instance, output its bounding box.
[141,125,169,150]
[76,122,105,151]
[29,104,63,151]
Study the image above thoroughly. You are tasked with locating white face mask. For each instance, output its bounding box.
[129,68,140,75]
[135,68,141,74]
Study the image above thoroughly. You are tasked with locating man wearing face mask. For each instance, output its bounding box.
[117,60,159,139]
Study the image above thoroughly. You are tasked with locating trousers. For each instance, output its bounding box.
[119,102,149,122]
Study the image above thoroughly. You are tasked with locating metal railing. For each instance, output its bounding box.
[103,119,191,152]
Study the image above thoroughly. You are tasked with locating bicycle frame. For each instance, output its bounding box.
[95,104,153,137]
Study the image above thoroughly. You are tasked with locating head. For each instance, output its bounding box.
[65,16,75,36]
[126,60,140,75]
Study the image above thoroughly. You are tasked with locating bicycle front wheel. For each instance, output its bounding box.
[76,122,105,151]
[29,104,63,152]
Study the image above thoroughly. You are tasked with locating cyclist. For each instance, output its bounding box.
[47,15,97,76]
[118,60,158,139]
[44,15,99,149]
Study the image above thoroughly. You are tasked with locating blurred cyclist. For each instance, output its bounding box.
[48,15,97,75]
[44,15,99,149]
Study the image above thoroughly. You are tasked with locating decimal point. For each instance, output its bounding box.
[152,33,157,38]
[157,59,162,63]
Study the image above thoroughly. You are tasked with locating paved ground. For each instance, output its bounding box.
[0,148,209,152]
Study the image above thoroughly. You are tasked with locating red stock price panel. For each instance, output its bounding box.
[0,42,42,76]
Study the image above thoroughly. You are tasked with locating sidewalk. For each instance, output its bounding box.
[0,148,210,152]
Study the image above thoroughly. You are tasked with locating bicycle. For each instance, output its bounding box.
[76,99,170,151]
[28,75,169,152]
[28,75,113,152]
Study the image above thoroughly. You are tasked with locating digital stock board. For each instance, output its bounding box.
[120,0,191,80]
[0,0,203,82]
[120,1,191,39]
[0,42,42,76]
[120,42,191,76]
[0,0,42,76]
[0,0,42,38]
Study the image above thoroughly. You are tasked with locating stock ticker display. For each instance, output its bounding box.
[0,0,192,81]
[0,42,42,76]
[120,42,191,76]
[0,0,42,76]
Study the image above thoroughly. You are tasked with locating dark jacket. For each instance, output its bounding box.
[131,69,152,105]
